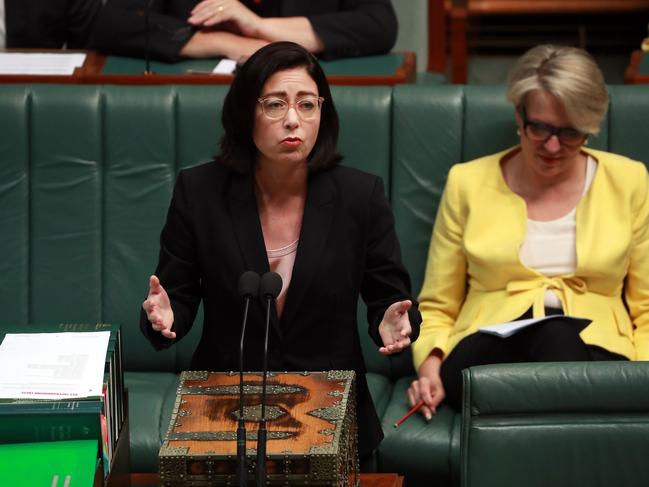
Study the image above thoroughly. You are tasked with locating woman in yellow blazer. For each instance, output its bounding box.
[408,45,649,414]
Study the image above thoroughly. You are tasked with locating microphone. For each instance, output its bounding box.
[255,271,282,487]
[237,271,260,487]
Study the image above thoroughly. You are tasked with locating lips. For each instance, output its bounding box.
[538,154,560,164]
[281,137,302,148]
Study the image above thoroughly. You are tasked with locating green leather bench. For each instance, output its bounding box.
[462,362,649,487]
[1,82,648,487]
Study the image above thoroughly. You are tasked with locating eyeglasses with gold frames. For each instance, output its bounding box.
[257,96,324,120]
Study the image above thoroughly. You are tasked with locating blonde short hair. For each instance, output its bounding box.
[506,45,609,135]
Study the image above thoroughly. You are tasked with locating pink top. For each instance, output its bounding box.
[267,239,299,317]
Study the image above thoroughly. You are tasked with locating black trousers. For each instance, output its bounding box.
[440,308,628,411]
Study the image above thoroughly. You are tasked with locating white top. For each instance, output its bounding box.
[267,239,299,317]
[0,0,6,49]
[519,155,597,309]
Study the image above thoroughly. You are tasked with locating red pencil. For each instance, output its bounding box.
[393,400,425,428]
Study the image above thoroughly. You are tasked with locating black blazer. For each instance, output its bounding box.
[91,0,397,62]
[140,161,420,455]
[5,0,100,49]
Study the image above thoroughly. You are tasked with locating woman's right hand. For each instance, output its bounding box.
[142,275,176,339]
[407,350,446,420]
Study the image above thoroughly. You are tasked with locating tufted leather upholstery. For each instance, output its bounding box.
[462,362,649,487]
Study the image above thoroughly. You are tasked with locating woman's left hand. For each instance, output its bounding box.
[188,0,260,37]
[378,300,413,355]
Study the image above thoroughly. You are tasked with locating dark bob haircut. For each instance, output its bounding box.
[219,41,342,174]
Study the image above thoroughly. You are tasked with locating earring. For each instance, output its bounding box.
[584,138,589,145]
[516,129,521,136]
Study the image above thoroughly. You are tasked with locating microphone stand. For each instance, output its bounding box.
[256,272,282,487]
[237,296,252,487]
[255,297,271,487]
[144,0,152,74]
[237,271,260,487]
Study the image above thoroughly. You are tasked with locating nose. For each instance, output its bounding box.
[283,106,300,129]
[543,134,561,153]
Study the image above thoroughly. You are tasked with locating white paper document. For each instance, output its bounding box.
[0,52,87,75]
[212,58,237,74]
[0,331,110,399]
[479,315,591,338]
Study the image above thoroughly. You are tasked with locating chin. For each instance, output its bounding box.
[275,153,309,166]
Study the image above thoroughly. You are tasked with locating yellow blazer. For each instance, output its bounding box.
[412,147,649,370]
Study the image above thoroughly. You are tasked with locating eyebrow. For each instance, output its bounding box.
[261,90,318,98]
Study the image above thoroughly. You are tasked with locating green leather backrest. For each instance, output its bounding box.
[0,84,392,373]
[607,84,649,163]
[462,362,649,487]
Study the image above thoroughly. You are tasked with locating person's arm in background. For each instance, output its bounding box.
[303,0,398,58]
[408,165,468,417]
[66,0,102,49]
[92,0,314,63]
[92,0,397,62]
[180,29,269,60]
[5,0,100,49]
[89,0,197,62]
[625,165,649,359]
[186,0,324,54]
[186,0,397,59]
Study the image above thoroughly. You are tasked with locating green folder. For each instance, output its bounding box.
[0,439,98,487]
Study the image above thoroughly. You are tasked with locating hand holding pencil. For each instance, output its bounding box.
[404,353,446,422]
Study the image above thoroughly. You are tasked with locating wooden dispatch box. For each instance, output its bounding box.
[159,370,359,486]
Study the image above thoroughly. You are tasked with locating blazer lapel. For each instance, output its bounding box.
[280,171,335,328]
[226,173,269,274]
[226,173,284,337]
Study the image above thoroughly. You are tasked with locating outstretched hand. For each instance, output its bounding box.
[378,300,413,355]
[142,275,176,340]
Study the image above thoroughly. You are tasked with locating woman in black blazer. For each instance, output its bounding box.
[91,0,398,63]
[141,41,420,462]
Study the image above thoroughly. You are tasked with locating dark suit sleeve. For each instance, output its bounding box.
[361,176,421,347]
[5,0,100,48]
[307,0,398,58]
[140,170,202,350]
[66,0,102,48]
[89,0,195,62]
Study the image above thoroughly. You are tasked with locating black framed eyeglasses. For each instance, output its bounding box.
[520,106,587,146]
[257,96,324,120]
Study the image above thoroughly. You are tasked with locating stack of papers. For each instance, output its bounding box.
[0,332,110,399]
[212,58,237,74]
[0,53,87,75]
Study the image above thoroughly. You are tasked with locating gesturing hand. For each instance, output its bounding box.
[378,300,413,355]
[142,275,176,339]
